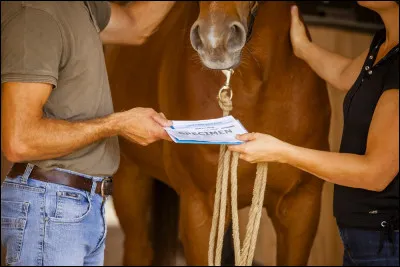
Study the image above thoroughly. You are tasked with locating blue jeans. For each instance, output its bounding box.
[339,227,399,266]
[1,165,108,266]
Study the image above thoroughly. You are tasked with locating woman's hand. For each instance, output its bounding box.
[228,133,290,164]
[290,5,311,59]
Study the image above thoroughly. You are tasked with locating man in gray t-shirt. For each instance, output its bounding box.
[1,1,174,265]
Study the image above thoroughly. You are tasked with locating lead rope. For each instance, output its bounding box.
[208,70,269,266]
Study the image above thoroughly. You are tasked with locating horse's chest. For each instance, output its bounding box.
[164,143,259,194]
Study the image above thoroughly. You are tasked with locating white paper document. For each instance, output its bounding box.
[164,116,248,145]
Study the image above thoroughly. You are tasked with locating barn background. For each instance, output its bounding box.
[1,1,381,266]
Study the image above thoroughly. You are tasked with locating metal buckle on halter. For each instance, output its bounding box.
[101,177,112,200]
[218,85,233,101]
[218,69,234,101]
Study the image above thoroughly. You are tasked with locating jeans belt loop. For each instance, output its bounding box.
[101,177,112,201]
[21,163,34,184]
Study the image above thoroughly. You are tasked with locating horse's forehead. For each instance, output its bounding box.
[210,1,218,11]
[206,1,233,23]
[209,1,219,23]
[208,1,235,11]
[209,1,218,10]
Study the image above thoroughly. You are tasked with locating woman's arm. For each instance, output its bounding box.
[228,90,399,192]
[291,5,369,91]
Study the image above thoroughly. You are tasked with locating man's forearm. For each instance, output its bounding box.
[6,113,121,162]
[125,1,175,40]
[300,42,352,91]
[281,144,384,191]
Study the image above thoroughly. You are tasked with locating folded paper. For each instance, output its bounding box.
[164,116,248,145]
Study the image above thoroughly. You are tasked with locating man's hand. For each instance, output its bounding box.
[101,1,176,45]
[114,107,172,146]
[1,82,172,162]
[290,5,311,59]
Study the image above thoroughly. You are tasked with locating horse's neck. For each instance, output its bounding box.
[250,2,294,79]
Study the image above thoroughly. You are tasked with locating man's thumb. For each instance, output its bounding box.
[152,114,172,127]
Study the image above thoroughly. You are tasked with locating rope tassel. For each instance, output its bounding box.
[208,70,268,266]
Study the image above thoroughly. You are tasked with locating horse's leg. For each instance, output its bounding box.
[266,172,323,266]
[112,154,154,266]
[178,191,215,266]
[221,223,235,266]
[222,224,262,266]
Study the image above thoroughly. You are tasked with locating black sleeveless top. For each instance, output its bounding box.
[333,29,399,230]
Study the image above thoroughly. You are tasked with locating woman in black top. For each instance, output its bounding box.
[229,1,399,266]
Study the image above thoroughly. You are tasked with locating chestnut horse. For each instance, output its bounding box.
[104,1,331,266]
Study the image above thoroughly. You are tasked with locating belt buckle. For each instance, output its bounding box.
[100,177,112,200]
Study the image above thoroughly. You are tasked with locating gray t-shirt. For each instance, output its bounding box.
[1,1,120,177]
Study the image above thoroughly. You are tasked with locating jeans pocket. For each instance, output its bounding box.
[50,190,92,223]
[1,200,29,265]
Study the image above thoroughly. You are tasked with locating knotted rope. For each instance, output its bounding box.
[208,69,268,266]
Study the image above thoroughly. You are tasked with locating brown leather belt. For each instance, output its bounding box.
[7,163,113,198]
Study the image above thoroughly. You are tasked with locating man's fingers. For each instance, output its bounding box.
[152,113,172,127]
[150,120,173,142]
[160,130,173,142]
[128,134,149,146]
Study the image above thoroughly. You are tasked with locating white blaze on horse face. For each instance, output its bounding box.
[208,1,222,49]
[207,26,220,49]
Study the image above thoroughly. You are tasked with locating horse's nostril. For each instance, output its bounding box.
[227,22,246,53]
[190,24,203,51]
[230,24,240,35]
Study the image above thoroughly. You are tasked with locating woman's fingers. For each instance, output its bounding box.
[291,5,302,25]
[228,143,246,153]
[236,132,257,142]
